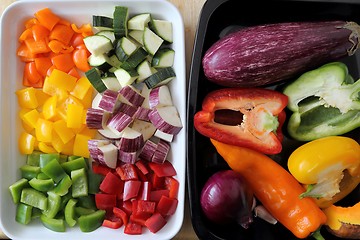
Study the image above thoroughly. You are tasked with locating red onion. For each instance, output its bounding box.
[200,170,254,228]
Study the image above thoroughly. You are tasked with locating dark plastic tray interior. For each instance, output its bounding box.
[186,0,360,239]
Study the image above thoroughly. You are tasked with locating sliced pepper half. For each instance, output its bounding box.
[288,136,360,208]
[194,88,288,154]
[283,62,360,141]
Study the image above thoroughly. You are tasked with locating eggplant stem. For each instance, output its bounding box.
[341,21,360,56]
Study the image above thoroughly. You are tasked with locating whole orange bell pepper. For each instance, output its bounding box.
[210,139,327,239]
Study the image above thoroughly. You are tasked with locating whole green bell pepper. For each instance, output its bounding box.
[283,62,360,141]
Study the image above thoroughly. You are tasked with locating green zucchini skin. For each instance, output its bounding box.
[202,21,360,87]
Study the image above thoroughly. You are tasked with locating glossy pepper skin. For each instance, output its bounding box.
[194,88,288,154]
[283,62,360,141]
[288,136,360,208]
[211,139,327,239]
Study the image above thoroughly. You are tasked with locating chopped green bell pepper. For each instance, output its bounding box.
[64,198,78,227]
[20,165,40,180]
[40,214,66,232]
[9,178,29,204]
[49,174,72,196]
[283,62,360,141]
[61,157,88,174]
[71,168,88,198]
[42,192,61,218]
[20,188,47,210]
[26,151,41,166]
[39,153,60,168]
[78,210,106,232]
[29,178,54,192]
[75,207,95,216]
[41,158,67,183]
[16,203,32,225]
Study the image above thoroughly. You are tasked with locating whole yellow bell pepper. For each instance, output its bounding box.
[288,136,360,208]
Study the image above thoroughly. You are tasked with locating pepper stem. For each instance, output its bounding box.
[299,184,323,199]
[312,228,325,240]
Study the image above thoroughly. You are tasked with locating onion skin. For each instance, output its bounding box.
[200,170,254,228]
[203,21,360,87]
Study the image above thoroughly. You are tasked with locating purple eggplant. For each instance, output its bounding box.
[202,21,360,87]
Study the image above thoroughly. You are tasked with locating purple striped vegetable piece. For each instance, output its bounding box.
[202,21,360,87]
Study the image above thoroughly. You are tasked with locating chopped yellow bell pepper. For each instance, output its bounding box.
[66,104,83,129]
[73,133,90,158]
[18,132,36,154]
[42,95,58,120]
[34,89,50,107]
[16,87,38,109]
[38,142,57,154]
[61,138,75,156]
[22,109,40,130]
[51,131,65,153]
[43,76,69,101]
[47,69,77,92]
[80,87,93,108]
[53,119,75,144]
[35,118,53,143]
[71,76,92,100]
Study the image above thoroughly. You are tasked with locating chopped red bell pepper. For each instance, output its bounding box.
[113,207,129,225]
[102,219,123,229]
[150,189,169,202]
[116,163,138,181]
[92,162,112,176]
[123,180,141,201]
[145,212,167,233]
[99,172,124,198]
[156,195,178,216]
[124,222,142,235]
[149,160,176,177]
[137,181,151,201]
[95,193,116,211]
[165,177,179,199]
[194,88,288,154]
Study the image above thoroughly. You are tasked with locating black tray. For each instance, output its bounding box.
[186,0,360,239]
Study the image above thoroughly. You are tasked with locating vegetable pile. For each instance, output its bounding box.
[195,20,360,240]
[11,5,183,236]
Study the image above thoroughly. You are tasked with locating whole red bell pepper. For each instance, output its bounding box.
[194,88,288,154]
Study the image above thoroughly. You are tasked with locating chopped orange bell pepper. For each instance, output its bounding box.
[34,8,60,31]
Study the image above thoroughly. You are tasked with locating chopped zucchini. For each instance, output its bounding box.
[102,76,122,91]
[114,68,139,87]
[83,35,113,56]
[128,13,151,31]
[114,37,138,62]
[136,60,156,83]
[93,16,114,31]
[120,47,148,70]
[113,6,129,39]
[128,30,144,45]
[88,54,112,72]
[152,48,175,68]
[95,30,115,43]
[144,67,176,88]
[85,68,107,93]
[149,19,173,43]
[143,27,163,56]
